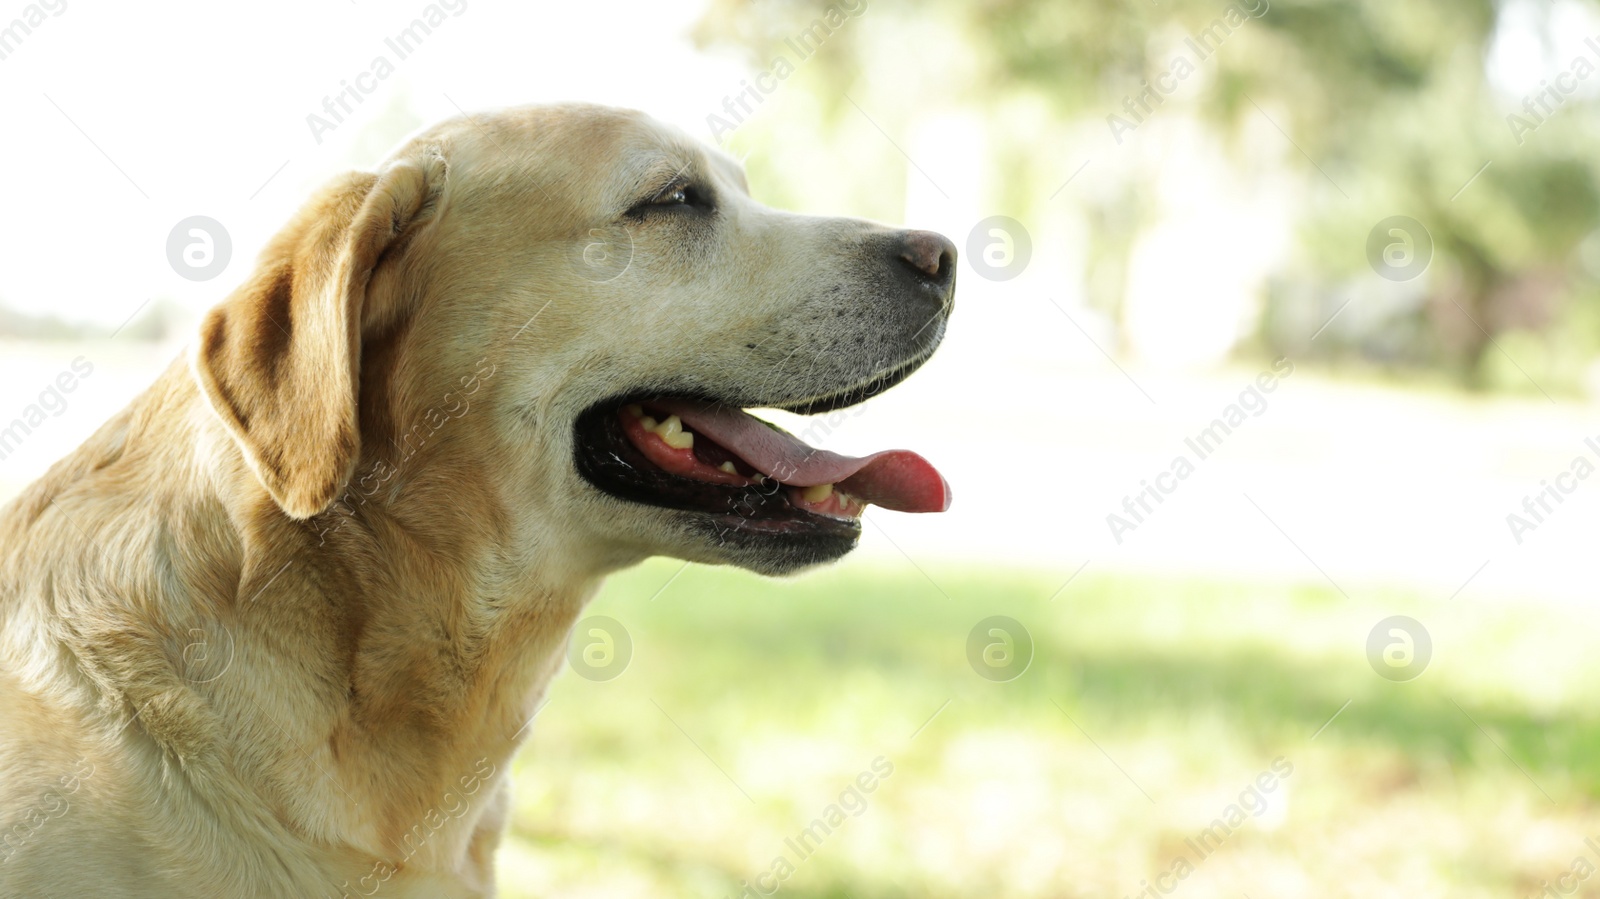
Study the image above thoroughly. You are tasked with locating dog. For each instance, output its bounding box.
[0,103,955,897]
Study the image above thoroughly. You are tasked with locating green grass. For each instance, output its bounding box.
[498,559,1600,898]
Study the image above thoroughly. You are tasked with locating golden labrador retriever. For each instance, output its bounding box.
[0,103,954,897]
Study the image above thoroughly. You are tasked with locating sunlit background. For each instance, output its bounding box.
[4,0,1600,895]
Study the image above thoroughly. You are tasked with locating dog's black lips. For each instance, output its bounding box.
[573,399,863,551]
[571,344,939,551]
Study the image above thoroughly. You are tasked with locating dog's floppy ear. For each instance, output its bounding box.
[193,152,446,519]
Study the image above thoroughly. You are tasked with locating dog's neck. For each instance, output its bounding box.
[11,359,611,889]
[231,403,607,878]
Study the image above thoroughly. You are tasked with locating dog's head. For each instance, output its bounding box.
[193,104,954,577]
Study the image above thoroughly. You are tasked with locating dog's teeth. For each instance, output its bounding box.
[639,415,658,431]
[719,461,738,474]
[658,415,694,449]
[624,404,643,418]
[801,483,834,502]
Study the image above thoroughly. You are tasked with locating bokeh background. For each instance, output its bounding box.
[3,0,1600,896]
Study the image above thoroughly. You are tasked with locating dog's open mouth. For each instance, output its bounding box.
[574,396,950,536]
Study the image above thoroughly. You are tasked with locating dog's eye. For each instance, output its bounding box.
[628,183,707,218]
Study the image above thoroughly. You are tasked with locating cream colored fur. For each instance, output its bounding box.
[0,103,949,897]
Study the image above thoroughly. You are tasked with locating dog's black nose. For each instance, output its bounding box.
[897,230,957,293]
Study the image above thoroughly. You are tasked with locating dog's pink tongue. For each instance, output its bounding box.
[652,399,951,513]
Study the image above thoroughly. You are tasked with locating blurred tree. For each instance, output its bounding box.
[694,0,1600,391]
